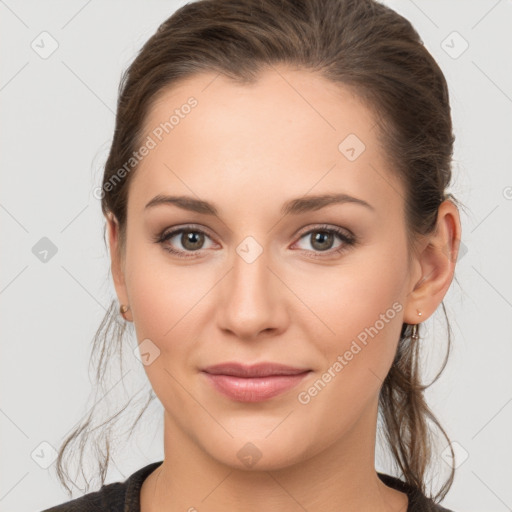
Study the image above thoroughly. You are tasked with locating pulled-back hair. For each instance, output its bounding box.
[55,0,464,502]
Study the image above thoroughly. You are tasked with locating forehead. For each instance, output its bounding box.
[142,67,378,148]
[128,67,403,218]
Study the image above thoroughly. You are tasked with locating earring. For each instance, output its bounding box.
[411,309,422,341]
[120,304,130,319]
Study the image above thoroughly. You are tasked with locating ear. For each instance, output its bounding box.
[403,200,462,324]
[106,212,132,322]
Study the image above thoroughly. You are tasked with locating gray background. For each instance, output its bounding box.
[1,1,511,511]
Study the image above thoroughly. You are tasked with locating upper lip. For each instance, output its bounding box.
[202,362,311,378]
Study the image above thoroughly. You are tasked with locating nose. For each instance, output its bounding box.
[216,244,288,340]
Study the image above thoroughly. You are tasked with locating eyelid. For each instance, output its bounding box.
[158,223,215,239]
[294,223,353,239]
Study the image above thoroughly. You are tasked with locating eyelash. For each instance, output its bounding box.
[153,224,357,260]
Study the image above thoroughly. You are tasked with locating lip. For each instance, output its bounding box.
[202,362,310,377]
[201,362,312,402]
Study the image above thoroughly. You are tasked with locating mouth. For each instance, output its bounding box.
[201,362,312,402]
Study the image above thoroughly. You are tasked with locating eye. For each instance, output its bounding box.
[292,225,356,258]
[153,223,357,260]
[154,225,216,258]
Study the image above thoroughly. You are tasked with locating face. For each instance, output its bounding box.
[109,66,423,471]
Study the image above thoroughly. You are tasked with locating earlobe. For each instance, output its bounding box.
[403,200,461,324]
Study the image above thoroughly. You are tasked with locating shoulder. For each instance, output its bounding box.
[40,482,124,511]
[40,461,164,512]
[377,472,457,512]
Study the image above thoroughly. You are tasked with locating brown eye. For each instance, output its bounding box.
[180,230,205,251]
[309,231,335,251]
[155,225,216,258]
[293,225,356,259]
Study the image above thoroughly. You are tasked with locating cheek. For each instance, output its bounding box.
[124,249,206,413]
[293,271,404,435]
[294,252,406,382]
[124,245,223,395]
[125,238,203,334]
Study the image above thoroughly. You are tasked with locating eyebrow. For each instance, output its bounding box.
[144,193,375,216]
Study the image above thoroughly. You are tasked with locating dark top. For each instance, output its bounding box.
[41,460,455,512]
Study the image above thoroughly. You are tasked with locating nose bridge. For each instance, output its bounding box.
[217,234,285,337]
[231,235,273,309]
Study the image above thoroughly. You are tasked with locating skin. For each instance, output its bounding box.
[107,66,461,512]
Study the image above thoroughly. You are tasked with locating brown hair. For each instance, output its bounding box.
[55,0,465,502]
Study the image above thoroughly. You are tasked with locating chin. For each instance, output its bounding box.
[200,431,314,472]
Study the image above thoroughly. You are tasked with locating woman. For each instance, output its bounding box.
[44,0,463,510]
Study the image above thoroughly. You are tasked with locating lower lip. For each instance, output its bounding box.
[202,372,311,402]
